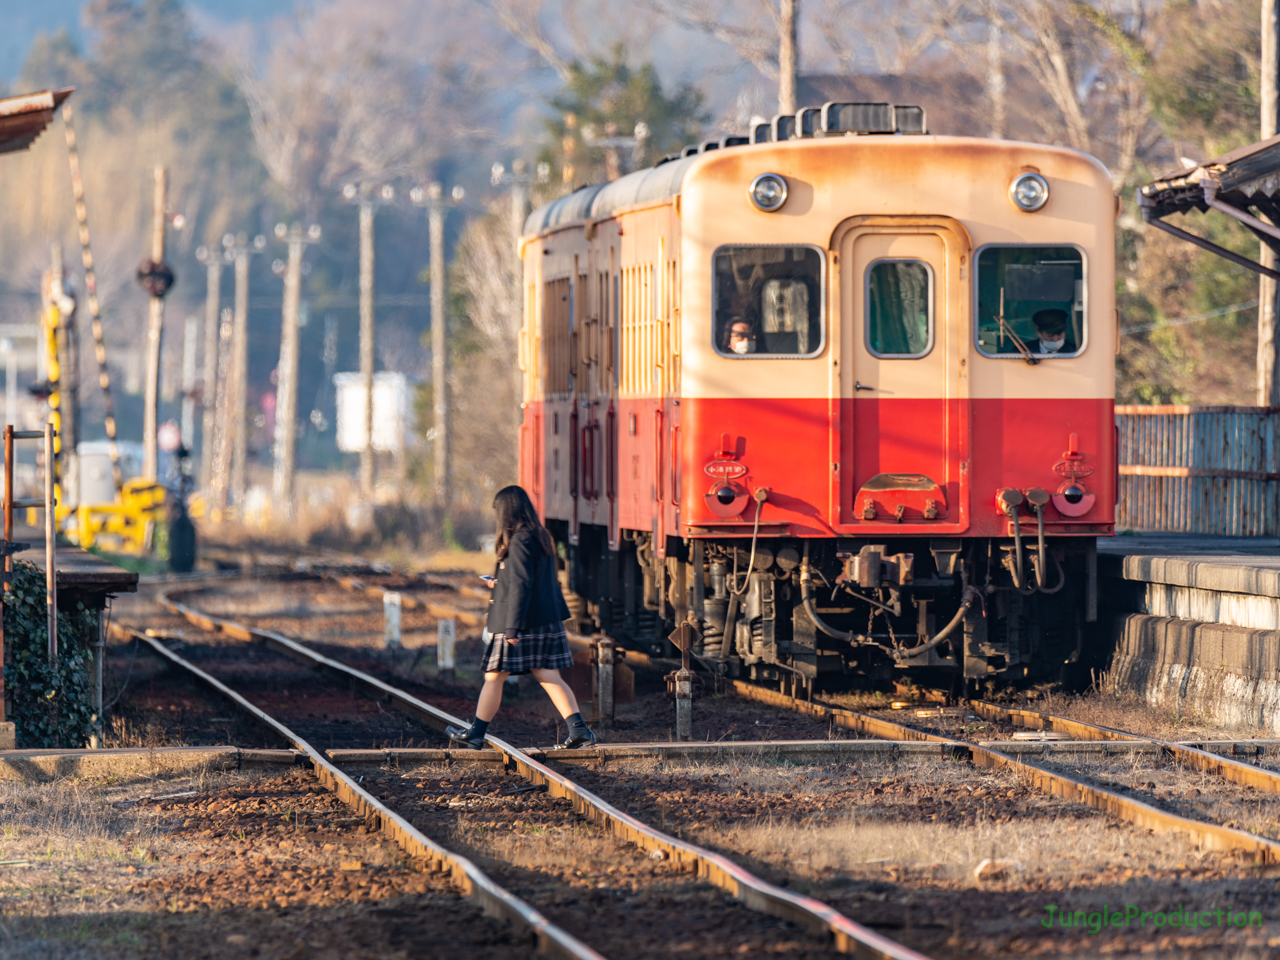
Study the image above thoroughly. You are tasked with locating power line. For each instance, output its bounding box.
[1122,300,1258,335]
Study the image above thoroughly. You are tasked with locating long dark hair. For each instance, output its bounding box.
[493,485,555,559]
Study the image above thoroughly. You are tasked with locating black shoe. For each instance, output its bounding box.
[555,727,597,750]
[446,724,486,750]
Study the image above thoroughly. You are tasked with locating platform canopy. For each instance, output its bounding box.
[0,88,73,157]
[1139,135,1280,280]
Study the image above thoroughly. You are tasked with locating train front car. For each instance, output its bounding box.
[520,104,1116,695]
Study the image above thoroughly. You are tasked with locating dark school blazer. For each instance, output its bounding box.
[486,528,571,635]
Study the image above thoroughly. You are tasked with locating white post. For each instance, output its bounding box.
[594,638,615,729]
[383,591,402,649]
[437,618,457,672]
[1261,0,1280,406]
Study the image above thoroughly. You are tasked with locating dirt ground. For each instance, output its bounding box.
[0,767,530,960]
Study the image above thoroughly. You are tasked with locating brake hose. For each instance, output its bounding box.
[891,585,980,660]
[1004,500,1027,590]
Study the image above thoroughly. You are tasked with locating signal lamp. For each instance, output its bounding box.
[1061,484,1085,505]
[716,485,737,505]
[749,173,788,212]
[1010,173,1049,212]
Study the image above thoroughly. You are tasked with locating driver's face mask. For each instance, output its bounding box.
[731,339,755,355]
[1040,335,1065,353]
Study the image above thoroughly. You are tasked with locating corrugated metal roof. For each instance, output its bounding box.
[0,88,73,156]
[523,153,701,236]
[1140,134,1280,219]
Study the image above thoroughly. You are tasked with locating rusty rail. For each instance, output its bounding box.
[970,700,1280,794]
[153,588,932,960]
[1115,405,1280,535]
[728,680,1280,863]
[114,623,604,960]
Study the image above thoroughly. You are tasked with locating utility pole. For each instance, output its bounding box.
[412,182,465,509]
[778,0,799,116]
[139,165,173,480]
[55,247,79,510]
[181,315,197,451]
[42,244,78,508]
[270,221,321,521]
[1261,0,1280,406]
[224,232,265,511]
[342,182,395,498]
[208,307,234,516]
[195,244,229,492]
[491,160,551,245]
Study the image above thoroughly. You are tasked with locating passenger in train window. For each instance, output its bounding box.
[446,485,597,751]
[726,319,758,354]
[1024,308,1078,356]
[714,245,822,357]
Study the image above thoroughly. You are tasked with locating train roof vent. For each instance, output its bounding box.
[682,144,699,157]
[771,114,796,142]
[895,105,927,134]
[699,138,720,152]
[752,122,772,143]
[822,102,895,135]
[720,135,750,148]
[795,106,821,138]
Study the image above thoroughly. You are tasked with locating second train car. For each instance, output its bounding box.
[518,102,1116,695]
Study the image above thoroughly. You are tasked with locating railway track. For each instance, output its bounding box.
[729,681,1280,863]
[111,584,930,960]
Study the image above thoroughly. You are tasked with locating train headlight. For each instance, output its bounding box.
[1009,173,1050,212]
[749,173,788,212]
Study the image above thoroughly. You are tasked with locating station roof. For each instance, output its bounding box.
[1138,135,1280,279]
[0,88,73,156]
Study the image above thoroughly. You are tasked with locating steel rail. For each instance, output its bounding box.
[114,624,605,960]
[152,588,932,960]
[727,680,1280,864]
[968,699,1280,794]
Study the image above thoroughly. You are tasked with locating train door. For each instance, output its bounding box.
[835,217,971,533]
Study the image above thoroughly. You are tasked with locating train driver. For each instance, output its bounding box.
[1023,307,1077,356]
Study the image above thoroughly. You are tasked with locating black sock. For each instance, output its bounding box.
[468,718,490,739]
[565,712,588,733]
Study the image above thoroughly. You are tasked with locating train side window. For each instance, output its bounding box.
[865,259,933,357]
[712,245,823,358]
[975,245,1084,358]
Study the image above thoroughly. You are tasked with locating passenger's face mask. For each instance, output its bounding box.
[1040,335,1065,353]
[731,339,755,355]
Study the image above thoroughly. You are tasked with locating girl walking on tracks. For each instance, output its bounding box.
[447,485,597,750]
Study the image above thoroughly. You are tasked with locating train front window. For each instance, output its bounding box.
[975,246,1084,358]
[866,259,933,358]
[713,245,823,358]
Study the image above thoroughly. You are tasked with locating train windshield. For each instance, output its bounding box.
[713,245,823,357]
[975,246,1084,358]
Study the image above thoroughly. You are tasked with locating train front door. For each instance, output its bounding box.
[836,217,970,533]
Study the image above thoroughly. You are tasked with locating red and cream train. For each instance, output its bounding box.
[518,102,1115,693]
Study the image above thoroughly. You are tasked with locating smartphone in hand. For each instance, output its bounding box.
[479,575,496,585]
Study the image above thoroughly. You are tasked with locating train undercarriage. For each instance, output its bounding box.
[550,521,1098,695]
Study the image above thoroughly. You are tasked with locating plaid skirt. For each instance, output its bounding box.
[481,620,573,675]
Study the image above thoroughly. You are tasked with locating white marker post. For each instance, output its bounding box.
[438,618,457,673]
[383,592,402,649]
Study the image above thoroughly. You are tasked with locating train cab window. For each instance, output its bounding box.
[976,246,1084,358]
[713,245,823,357]
[866,259,933,357]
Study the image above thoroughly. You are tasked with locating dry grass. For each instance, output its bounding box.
[1033,688,1270,742]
